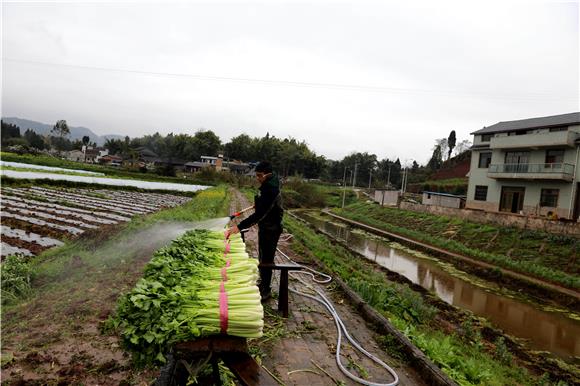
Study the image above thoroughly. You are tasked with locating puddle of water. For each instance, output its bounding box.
[299,212,580,362]
[0,169,208,193]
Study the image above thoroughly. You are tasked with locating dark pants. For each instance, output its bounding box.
[258,226,282,295]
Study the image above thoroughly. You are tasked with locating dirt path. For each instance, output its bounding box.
[230,188,426,386]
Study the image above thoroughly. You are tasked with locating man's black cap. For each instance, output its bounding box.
[255,161,273,173]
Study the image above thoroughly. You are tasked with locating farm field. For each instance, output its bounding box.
[1,186,230,384]
[1,186,191,258]
[2,184,579,386]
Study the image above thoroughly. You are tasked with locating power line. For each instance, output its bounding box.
[2,57,577,101]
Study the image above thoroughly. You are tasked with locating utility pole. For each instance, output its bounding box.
[341,165,347,208]
[368,169,372,189]
[352,162,358,189]
[401,167,409,193]
[387,164,391,189]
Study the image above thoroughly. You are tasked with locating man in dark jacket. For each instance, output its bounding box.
[226,161,283,301]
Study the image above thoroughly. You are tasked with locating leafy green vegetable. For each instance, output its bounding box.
[113,229,263,366]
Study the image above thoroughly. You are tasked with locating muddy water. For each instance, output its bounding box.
[298,212,580,362]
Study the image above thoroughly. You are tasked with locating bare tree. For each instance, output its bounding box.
[50,120,70,154]
[435,138,449,161]
[454,139,472,156]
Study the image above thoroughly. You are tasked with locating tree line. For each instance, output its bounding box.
[2,119,470,188]
[1,120,95,152]
[104,131,327,179]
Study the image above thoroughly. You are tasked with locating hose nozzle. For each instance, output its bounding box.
[229,205,254,220]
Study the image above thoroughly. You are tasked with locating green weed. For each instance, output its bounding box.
[1,254,35,304]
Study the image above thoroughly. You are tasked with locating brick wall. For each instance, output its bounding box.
[400,202,580,236]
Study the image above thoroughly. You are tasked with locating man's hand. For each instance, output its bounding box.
[225,224,240,239]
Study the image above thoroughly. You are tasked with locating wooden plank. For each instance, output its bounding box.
[259,263,303,270]
[259,263,303,317]
[174,336,248,354]
[222,352,279,386]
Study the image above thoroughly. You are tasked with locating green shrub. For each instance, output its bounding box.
[1,254,35,304]
[282,179,327,208]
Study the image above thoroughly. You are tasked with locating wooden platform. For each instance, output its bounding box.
[156,336,278,386]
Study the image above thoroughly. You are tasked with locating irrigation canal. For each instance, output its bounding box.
[296,211,580,363]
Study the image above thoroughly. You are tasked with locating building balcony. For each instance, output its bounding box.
[487,163,575,181]
[489,130,578,150]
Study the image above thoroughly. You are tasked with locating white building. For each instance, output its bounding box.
[466,112,580,220]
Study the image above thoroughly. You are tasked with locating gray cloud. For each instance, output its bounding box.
[2,1,578,163]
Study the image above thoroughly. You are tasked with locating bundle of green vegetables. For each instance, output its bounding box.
[111,229,263,366]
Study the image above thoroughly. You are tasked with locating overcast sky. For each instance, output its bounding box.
[2,0,579,163]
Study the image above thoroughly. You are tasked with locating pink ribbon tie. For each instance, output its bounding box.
[219,282,228,334]
[221,267,228,281]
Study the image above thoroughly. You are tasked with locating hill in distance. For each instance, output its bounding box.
[1,117,124,146]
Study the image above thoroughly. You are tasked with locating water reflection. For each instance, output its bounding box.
[300,213,580,361]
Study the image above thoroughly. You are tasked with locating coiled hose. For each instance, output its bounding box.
[275,238,399,386]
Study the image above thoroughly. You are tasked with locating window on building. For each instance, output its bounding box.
[549,127,567,132]
[504,151,530,173]
[545,149,565,164]
[478,152,492,168]
[540,189,559,207]
[481,134,493,142]
[505,151,529,164]
[474,186,488,201]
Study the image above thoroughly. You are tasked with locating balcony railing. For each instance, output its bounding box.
[489,130,578,149]
[488,163,575,181]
